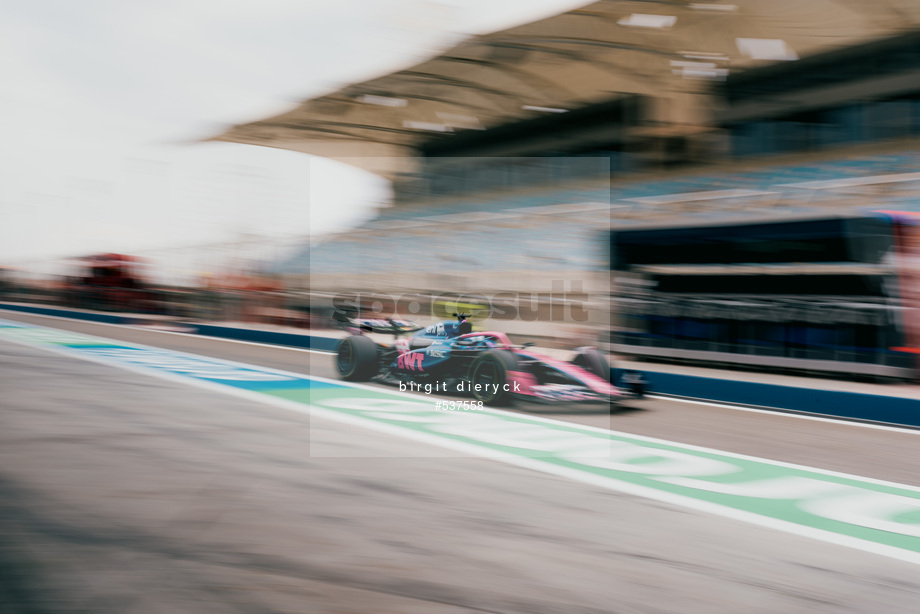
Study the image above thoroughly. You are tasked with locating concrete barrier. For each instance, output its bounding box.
[0,302,143,325]
[615,369,920,427]
[195,323,328,350]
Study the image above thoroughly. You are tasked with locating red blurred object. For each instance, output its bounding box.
[72,253,155,312]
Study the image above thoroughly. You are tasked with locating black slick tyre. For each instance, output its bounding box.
[336,335,379,381]
[469,349,519,406]
[572,348,611,382]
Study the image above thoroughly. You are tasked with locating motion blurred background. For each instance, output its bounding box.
[3,0,920,382]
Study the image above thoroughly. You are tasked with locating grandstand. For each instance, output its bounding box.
[211,0,920,376]
[287,149,920,279]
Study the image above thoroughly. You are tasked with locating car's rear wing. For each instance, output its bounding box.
[334,312,422,336]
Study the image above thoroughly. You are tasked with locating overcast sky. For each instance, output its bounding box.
[0,0,588,278]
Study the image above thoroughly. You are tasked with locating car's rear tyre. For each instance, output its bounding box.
[469,349,519,406]
[572,347,611,382]
[336,335,379,381]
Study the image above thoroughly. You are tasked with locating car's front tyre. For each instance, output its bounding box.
[469,349,519,406]
[572,347,611,382]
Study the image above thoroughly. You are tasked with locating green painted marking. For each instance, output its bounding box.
[298,383,920,556]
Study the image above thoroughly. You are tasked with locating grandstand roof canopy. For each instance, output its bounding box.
[210,0,920,177]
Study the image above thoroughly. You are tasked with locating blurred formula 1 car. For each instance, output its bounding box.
[334,313,631,407]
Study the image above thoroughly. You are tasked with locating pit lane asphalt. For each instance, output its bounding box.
[4,316,920,613]
[3,310,920,488]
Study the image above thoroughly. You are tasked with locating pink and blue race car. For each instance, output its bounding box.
[334,314,639,407]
